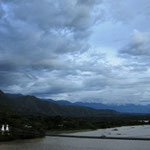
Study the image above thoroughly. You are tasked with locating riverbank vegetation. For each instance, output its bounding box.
[1,105,150,142]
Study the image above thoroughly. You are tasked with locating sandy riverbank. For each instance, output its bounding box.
[66,125,150,138]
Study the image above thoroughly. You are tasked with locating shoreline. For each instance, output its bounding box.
[46,134,150,141]
[46,129,95,135]
[1,125,150,142]
[46,124,150,136]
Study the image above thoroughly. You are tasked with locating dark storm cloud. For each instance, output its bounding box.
[0,0,103,94]
[5,0,97,31]
[0,61,17,71]
[0,71,16,86]
[0,0,100,63]
[120,30,150,56]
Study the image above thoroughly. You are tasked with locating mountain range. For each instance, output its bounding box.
[43,99,150,114]
[0,90,118,117]
[3,90,150,114]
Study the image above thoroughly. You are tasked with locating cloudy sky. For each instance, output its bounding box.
[1,0,150,104]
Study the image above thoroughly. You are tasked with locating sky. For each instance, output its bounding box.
[0,0,150,105]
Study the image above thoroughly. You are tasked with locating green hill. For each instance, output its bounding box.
[0,90,118,117]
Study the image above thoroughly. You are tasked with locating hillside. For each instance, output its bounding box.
[0,90,118,117]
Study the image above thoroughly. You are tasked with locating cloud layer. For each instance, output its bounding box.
[1,0,150,104]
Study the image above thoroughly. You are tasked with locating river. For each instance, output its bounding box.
[1,125,150,150]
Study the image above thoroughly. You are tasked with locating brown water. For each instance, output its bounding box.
[1,126,150,150]
[0,136,150,150]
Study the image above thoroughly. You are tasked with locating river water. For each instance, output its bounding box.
[1,126,150,150]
